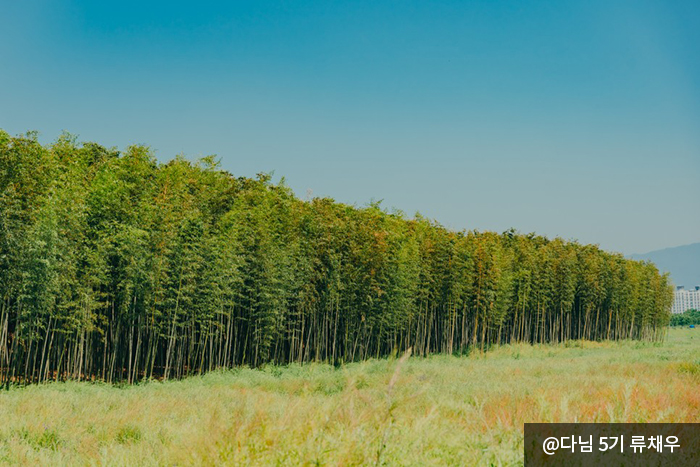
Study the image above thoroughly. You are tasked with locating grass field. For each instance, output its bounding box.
[0,329,698,466]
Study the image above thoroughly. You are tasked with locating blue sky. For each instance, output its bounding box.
[1,0,698,254]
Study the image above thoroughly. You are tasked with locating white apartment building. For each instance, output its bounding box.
[672,286,700,314]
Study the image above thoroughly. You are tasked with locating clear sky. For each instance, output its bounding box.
[1,0,698,255]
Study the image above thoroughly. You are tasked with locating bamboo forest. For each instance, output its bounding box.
[0,131,674,384]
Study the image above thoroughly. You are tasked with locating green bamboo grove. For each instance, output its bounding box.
[0,131,673,384]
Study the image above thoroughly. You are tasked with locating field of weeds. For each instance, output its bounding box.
[1,329,698,465]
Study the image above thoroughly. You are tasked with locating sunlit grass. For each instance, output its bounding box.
[0,329,698,465]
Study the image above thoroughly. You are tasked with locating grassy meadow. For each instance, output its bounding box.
[0,328,698,466]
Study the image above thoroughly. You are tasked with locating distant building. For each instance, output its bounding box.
[672,285,700,314]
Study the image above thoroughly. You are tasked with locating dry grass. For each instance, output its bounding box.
[0,329,698,466]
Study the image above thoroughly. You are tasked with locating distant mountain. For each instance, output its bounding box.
[629,243,700,288]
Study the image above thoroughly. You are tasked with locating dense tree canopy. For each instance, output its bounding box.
[669,309,700,327]
[0,131,674,383]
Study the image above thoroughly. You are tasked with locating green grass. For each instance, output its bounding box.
[1,329,698,466]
